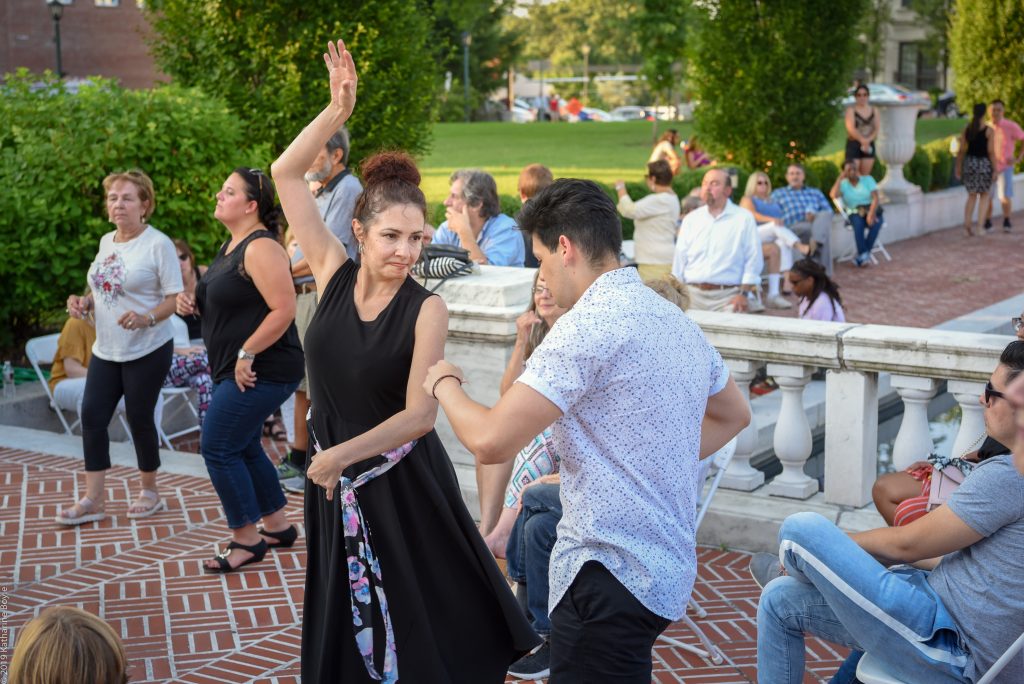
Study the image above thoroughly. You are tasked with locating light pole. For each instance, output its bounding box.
[46,0,65,77]
[461,31,472,123]
[581,44,591,107]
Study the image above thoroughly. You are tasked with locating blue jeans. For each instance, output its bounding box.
[757,512,970,684]
[201,379,298,529]
[505,483,562,637]
[849,211,882,259]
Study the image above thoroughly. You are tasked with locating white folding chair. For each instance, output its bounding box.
[25,333,131,437]
[656,438,738,665]
[156,315,203,449]
[831,196,892,265]
[857,631,1024,684]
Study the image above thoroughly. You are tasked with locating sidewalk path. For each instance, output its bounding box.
[0,443,846,683]
[767,217,1023,327]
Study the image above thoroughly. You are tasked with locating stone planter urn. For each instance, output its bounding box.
[874,100,926,201]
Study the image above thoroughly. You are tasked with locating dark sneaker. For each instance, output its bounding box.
[749,552,785,589]
[276,461,302,481]
[508,640,550,680]
[1004,218,1012,232]
[984,218,993,232]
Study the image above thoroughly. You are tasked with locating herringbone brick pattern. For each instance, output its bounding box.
[1,443,848,683]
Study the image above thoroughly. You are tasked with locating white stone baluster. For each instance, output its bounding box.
[824,369,878,507]
[947,380,987,459]
[890,375,939,471]
[765,364,817,499]
[719,359,764,491]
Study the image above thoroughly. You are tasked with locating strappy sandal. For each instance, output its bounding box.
[127,489,166,519]
[204,539,268,574]
[55,496,106,526]
[259,524,298,549]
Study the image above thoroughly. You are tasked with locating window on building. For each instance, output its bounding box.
[897,41,939,90]
[94,0,119,6]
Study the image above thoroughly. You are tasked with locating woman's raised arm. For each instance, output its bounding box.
[271,40,358,289]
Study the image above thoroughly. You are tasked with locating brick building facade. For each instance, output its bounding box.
[1,0,164,88]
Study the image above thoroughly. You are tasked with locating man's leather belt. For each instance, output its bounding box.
[295,282,317,294]
[691,282,739,291]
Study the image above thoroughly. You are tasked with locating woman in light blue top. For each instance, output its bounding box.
[830,160,883,267]
[740,171,818,293]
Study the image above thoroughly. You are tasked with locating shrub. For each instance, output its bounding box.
[0,71,269,350]
[807,159,840,195]
[686,0,863,171]
[905,145,933,192]
[923,137,955,190]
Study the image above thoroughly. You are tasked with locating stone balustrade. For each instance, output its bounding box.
[433,266,1009,516]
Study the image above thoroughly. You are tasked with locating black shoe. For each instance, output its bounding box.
[1004,218,1013,232]
[508,641,550,680]
[984,218,993,232]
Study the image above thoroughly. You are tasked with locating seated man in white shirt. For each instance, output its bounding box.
[423,178,750,682]
[672,169,769,312]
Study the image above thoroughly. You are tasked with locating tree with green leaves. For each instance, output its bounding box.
[144,1,438,159]
[686,0,865,171]
[634,0,689,107]
[856,0,892,81]
[950,0,1023,120]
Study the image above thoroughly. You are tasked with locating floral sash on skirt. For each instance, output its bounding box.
[309,413,416,683]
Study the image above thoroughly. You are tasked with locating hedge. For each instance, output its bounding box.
[0,70,269,350]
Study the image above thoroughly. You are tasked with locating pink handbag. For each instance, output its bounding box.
[926,465,967,511]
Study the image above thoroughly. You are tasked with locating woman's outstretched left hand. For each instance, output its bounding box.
[324,39,358,121]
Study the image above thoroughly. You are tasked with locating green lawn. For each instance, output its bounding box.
[417,118,965,203]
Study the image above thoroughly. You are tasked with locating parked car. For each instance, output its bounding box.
[935,90,960,118]
[609,105,651,121]
[510,103,536,123]
[579,107,624,122]
[841,83,930,108]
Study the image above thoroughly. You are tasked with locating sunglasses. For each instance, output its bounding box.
[249,168,265,202]
[177,253,189,262]
[985,381,1007,404]
[532,286,551,296]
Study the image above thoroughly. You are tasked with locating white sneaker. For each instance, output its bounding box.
[745,296,766,313]
[765,295,793,310]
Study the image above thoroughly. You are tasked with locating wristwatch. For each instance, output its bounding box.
[147,312,156,327]
[237,348,256,362]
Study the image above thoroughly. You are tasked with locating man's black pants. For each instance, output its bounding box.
[549,560,671,682]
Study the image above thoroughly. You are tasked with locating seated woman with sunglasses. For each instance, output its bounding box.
[176,168,304,572]
[162,238,213,424]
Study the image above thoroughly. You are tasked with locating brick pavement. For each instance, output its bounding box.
[0,442,848,683]
[765,214,1024,327]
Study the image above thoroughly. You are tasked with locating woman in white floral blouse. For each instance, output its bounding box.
[59,170,183,525]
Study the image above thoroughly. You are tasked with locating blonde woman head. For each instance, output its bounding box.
[10,606,128,684]
[743,171,772,199]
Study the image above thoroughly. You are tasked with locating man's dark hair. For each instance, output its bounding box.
[517,179,622,266]
[1001,340,1024,382]
[647,160,673,186]
[326,126,351,167]
[991,98,1005,107]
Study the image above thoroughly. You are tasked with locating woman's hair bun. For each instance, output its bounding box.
[360,151,421,188]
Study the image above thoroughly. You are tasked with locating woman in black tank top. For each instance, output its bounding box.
[177,167,304,573]
[272,40,539,681]
[845,84,879,175]
[956,103,998,236]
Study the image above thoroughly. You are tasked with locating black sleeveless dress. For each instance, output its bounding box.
[301,259,540,682]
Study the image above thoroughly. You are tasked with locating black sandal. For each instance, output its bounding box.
[259,524,298,549]
[204,539,268,574]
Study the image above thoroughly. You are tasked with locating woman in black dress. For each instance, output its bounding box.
[270,40,539,682]
[955,102,998,237]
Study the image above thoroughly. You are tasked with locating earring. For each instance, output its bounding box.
[358,243,364,254]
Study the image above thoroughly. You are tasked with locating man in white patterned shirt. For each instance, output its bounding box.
[672,168,765,313]
[425,179,750,682]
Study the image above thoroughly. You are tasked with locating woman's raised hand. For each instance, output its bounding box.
[324,39,358,121]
